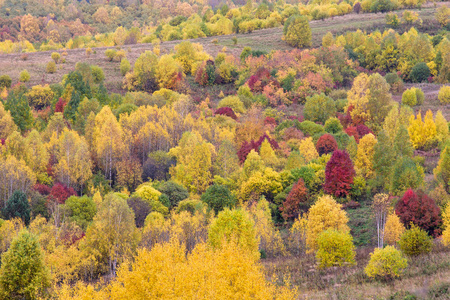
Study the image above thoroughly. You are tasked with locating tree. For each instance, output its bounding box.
[281,179,308,221]
[355,133,377,179]
[156,54,183,90]
[0,101,17,140]
[283,15,312,48]
[395,189,441,237]
[442,203,450,246]
[410,62,430,83]
[201,184,236,215]
[390,157,424,196]
[81,193,139,277]
[208,208,259,259]
[435,5,450,27]
[303,94,336,124]
[434,146,450,193]
[316,134,338,156]
[373,194,390,248]
[365,246,407,280]
[438,85,450,104]
[65,196,96,230]
[383,211,405,245]
[19,70,30,83]
[398,224,432,256]
[316,229,356,269]
[408,110,437,150]
[3,191,30,226]
[324,150,355,198]
[0,230,50,300]
[127,197,151,228]
[372,130,395,190]
[298,137,319,163]
[306,195,350,252]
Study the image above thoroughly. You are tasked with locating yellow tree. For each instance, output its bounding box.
[306,195,350,252]
[408,110,437,150]
[93,106,127,182]
[442,203,450,246]
[169,131,214,194]
[54,129,93,191]
[24,130,49,177]
[0,101,17,140]
[435,110,449,143]
[298,137,319,163]
[384,212,405,245]
[156,54,183,90]
[355,133,377,179]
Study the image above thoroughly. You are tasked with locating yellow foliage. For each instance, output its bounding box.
[306,195,350,252]
[298,137,319,163]
[355,133,377,178]
[384,212,405,245]
[408,110,437,150]
[441,203,450,246]
[0,218,24,254]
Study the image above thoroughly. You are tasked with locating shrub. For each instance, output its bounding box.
[105,49,117,62]
[176,199,207,214]
[49,183,76,204]
[201,184,236,215]
[303,93,336,124]
[65,196,96,230]
[316,134,338,155]
[299,121,325,136]
[386,12,400,28]
[0,75,12,88]
[19,70,30,83]
[157,181,189,209]
[385,72,404,93]
[51,52,60,63]
[324,117,343,134]
[401,88,417,106]
[395,189,441,237]
[410,62,430,83]
[316,229,356,268]
[365,246,407,280]
[26,84,54,110]
[46,61,56,74]
[120,58,131,76]
[281,178,308,221]
[86,47,93,56]
[324,150,355,198]
[214,107,237,120]
[390,157,424,196]
[438,85,450,104]
[398,224,432,256]
[283,15,312,48]
[91,66,105,84]
[217,96,245,113]
[435,5,450,27]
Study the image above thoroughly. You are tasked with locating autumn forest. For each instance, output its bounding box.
[0,0,449,299]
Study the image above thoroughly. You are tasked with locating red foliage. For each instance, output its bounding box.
[288,115,304,122]
[395,189,442,237]
[356,124,372,138]
[283,127,304,141]
[316,134,338,155]
[33,184,52,196]
[256,133,279,150]
[264,117,277,126]
[215,107,237,120]
[55,98,67,113]
[345,126,360,143]
[246,68,278,93]
[324,150,355,198]
[281,178,309,220]
[49,183,76,204]
[237,140,259,164]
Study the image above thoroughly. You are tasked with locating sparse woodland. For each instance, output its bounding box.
[0,0,449,299]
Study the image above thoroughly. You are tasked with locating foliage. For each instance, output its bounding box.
[156,181,189,209]
[303,93,336,124]
[0,75,12,88]
[0,230,50,300]
[355,133,377,179]
[46,61,56,74]
[410,62,430,83]
[19,70,30,83]
[401,87,423,106]
[364,246,407,280]
[398,224,432,256]
[390,156,424,196]
[283,15,311,48]
[201,184,236,215]
[217,96,246,114]
[3,190,31,226]
[434,146,450,193]
[306,195,350,252]
[438,85,450,104]
[281,178,308,221]
[316,229,356,268]
[65,195,96,230]
[324,150,355,198]
[208,208,259,259]
[395,189,441,237]
[384,212,405,245]
[441,203,450,246]
[408,110,438,150]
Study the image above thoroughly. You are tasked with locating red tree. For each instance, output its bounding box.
[395,189,442,237]
[324,150,355,198]
[281,178,308,220]
[356,124,372,138]
[316,134,338,155]
[49,183,76,204]
[55,98,67,113]
[215,107,237,120]
[345,126,360,143]
[33,184,51,196]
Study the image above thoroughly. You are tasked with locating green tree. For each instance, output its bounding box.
[283,15,312,48]
[398,224,432,256]
[156,181,189,209]
[3,190,30,226]
[316,229,356,268]
[372,130,395,190]
[201,184,237,215]
[65,195,97,230]
[303,93,336,124]
[0,230,50,299]
[434,146,450,193]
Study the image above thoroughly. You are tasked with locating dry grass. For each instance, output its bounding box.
[263,241,450,299]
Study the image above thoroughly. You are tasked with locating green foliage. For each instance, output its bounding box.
[386,12,399,28]
[176,199,207,215]
[0,75,12,88]
[105,49,117,62]
[398,224,432,256]
[316,229,356,268]
[120,58,131,76]
[283,15,312,48]
[19,70,30,83]
[409,62,430,83]
[156,181,189,209]
[208,208,259,259]
[0,230,50,299]
[402,87,424,107]
[365,246,407,280]
[303,93,336,124]
[3,191,30,226]
[390,156,424,196]
[201,184,236,215]
[65,196,97,230]
[91,66,105,84]
[51,52,60,63]
[217,96,245,113]
[46,61,56,74]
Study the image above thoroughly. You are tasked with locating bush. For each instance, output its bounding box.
[120,58,131,76]
[51,52,60,63]
[303,93,336,124]
[91,66,105,84]
[214,107,237,120]
[156,181,189,209]
[316,229,356,268]
[398,224,432,256]
[65,196,96,230]
[401,87,423,106]
[217,96,245,113]
[105,49,117,62]
[438,86,450,104]
[283,15,312,48]
[316,134,338,155]
[201,184,236,215]
[386,12,400,28]
[299,121,325,136]
[281,178,308,221]
[410,62,430,83]
[385,72,404,93]
[324,117,343,134]
[365,246,407,280]
[176,199,207,214]
[19,70,30,83]
[46,61,56,74]
[0,75,12,88]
